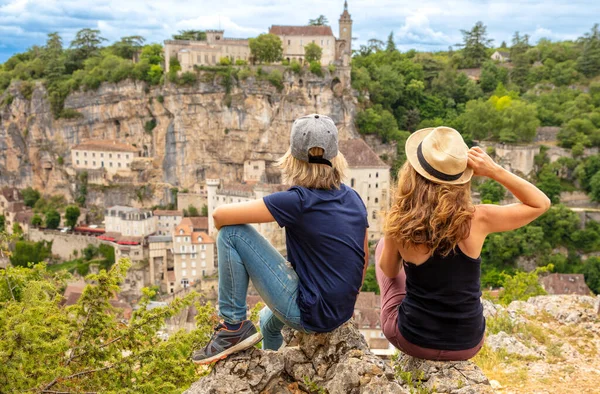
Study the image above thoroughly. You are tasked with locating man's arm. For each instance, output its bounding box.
[213,199,276,230]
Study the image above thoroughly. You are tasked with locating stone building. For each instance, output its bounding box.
[491,50,511,62]
[104,206,156,237]
[540,273,592,295]
[0,187,26,234]
[164,30,251,73]
[154,209,183,236]
[339,139,391,241]
[173,217,216,289]
[164,1,353,69]
[71,140,138,175]
[354,291,395,357]
[148,235,174,293]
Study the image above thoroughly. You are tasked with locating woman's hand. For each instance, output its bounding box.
[467,147,502,179]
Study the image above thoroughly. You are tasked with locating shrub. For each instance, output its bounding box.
[235,59,248,66]
[179,71,197,85]
[290,61,302,74]
[328,64,336,73]
[267,69,284,91]
[219,57,232,66]
[144,118,157,134]
[57,156,64,165]
[19,80,34,100]
[238,67,253,80]
[309,61,323,77]
[498,265,553,305]
[60,109,84,119]
[157,95,164,103]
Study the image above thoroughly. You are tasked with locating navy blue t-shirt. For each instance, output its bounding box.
[263,184,368,332]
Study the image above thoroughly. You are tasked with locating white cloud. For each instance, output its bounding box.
[395,9,452,47]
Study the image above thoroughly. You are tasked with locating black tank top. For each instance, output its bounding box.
[397,246,485,351]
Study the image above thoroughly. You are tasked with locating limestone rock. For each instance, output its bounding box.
[486,331,542,358]
[525,295,598,324]
[393,353,494,394]
[184,321,407,394]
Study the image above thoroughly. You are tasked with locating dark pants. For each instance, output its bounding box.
[375,239,484,361]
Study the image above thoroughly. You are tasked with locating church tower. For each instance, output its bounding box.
[339,0,353,56]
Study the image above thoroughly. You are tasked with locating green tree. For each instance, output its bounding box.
[9,240,52,267]
[201,204,208,217]
[69,28,107,65]
[457,21,494,67]
[140,43,164,65]
[31,214,42,227]
[0,215,5,232]
[498,265,552,305]
[479,61,509,92]
[0,260,222,392]
[12,222,23,236]
[185,205,200,217]
[304,42,323,63]
[536,165,562,204]
[386,31,396,52]
[111,35,145,59]
[577,24,600,78]
[581,257,600,294]
[534,204,580,247]
[83,244,98,260]
[361,265,380,294]
[22,186,41,207]
[65,205,81,229]
[249,34,283,63]
[45,209,61,229]
[590,171,600,202]
[308,15,329,26]
[173,30,207,41]
[478,179,505,203]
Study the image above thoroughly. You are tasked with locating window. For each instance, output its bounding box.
[180,245,185,252]
[85,161,88,165]
[76,160,79,165]
[253,165,259,170]
[376,172,379,178]
[212,55,216,63]
[312,40,315,43]
[197,236,203,242]
[84,152,87,157]
[375,198,379,203]
[126,154,129,159]
[182,270,187,277]
[372,210,377,219]
[76,152,79,156]
[182,262,186,268]
[117,154,120,159]
[205,54,208,63]
[321,40,323,45]
[369,173,371,178]
[197,54,201,62]
[192,269,197,277]
[92,153,95,157]
[376,183,378,188]
[201,245,206,250]
[350,178,355,187]
[185,236,190,242]
[327,39,330,45]
[300,39,303,45]
[191,261,196,268]
[288,40,291,45]
[179,230,184,235]
[201,260,206,267]
[93,161,96,166]
[101,153,104,157]
[109,162,112,167]
[118,162,121,168]
[201,252,206,259]
[109,154,112,158]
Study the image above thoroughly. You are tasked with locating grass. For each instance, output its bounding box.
[473,345,530,387]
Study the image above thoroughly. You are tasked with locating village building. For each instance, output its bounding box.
[172,217,216,290]
[353,291,395,356]
[154,209,183,236]
[164,30,251,73]
[164,1,352,70]
[0,187,26,235]
[491,50,511,62]
[148,235,175,293]
[71,140,139,176]
[100,206,156,262]
[339,139,391,241]
[540,273,592,295]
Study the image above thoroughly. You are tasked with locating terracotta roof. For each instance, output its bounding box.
[339,139,389,168]
[0,187,21,202]
[189,217,208,231]
[14,210,34,223]
[72,139,138,153]
[355,291,381,309]
[154,210,183,217]
[174,218,214,243]
[540,273,591,296]
[354,308,381,329]
[269,25,334,36]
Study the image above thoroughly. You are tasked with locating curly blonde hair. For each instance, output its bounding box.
[385,162,475,257]
[277,147,348,190]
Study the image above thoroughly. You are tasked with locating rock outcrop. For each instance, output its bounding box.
[184,321,407,394]
[184,321,496,394]
[0,68,358,206]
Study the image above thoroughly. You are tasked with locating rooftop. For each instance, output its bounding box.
[154,210,184,217]
[72,139,138,153]
[0,187,22,202]
[269,25,334,37]
[540,273,591,296]
[339,139,389,168]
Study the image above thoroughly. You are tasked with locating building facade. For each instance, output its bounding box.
[104,206,156,237]
[173,217,216,289]
[164,30,251,73]
[269,25,337,65]
[154,210,183,236]
[339,139,390,241]
[71,140,138,174]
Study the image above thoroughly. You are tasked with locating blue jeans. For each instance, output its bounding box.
[217,224,312,350]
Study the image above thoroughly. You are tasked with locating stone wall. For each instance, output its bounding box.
[28,228,104,260]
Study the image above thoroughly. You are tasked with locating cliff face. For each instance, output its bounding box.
[0,67,358,207]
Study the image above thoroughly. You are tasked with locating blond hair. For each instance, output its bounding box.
[385,162,475,257]
[277,147,348,189]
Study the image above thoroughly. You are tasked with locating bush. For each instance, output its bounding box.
[179,71,197,86]
[157,95,164,103]
[19,80,34,100]
[328,64,336,73]
[267,69,284,91]
[235,59,248,66]
[238,67,253,80]
[289,61,302,74]
[219,57,232,66]
[60,109,84,119]
[498,265,553,305]
[144,118,157,134]
[44,209,61,229]
[57,156,64,165]
[22,187,41,208]
[309,61,323,77]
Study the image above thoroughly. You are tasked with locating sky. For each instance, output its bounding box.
[0,0,599,63]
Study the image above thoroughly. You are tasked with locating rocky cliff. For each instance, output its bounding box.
[0,67,358,207]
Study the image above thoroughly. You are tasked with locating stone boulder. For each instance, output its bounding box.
[184,321,408,394]
[393,353,494,394]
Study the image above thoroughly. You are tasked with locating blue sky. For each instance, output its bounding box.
[1,0,599,63]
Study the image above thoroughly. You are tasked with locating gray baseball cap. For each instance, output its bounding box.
[290,114,339,166]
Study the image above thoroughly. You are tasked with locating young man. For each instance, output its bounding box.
[192,114,369,364]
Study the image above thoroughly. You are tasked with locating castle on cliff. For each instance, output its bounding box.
[164,1,353,73]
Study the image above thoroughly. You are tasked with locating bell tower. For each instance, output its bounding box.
[339,0,353,55]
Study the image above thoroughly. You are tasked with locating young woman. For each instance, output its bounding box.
[377,126,550,361]
[192,114,369,364]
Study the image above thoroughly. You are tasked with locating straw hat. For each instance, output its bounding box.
[405,126,473,185]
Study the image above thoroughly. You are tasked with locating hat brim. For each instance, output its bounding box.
[405,128,474,185]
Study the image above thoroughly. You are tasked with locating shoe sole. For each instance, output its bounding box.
[193,331,263,365]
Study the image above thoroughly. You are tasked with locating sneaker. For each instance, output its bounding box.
[192,320,262,364]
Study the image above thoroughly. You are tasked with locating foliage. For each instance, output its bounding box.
[577,24,600,78]
[536,165,562,203]
[173,30,207,41]
[456,21,494,68]
[12,222,23,236]
[201,204,208,217]
[144,118,157,133]
[478,179,505,203]
[0,260,220,393]
[360,265,379,294]
[184,205,200,217]
[65,205,81,229]
[249,34,283,63]
[308,15,329,26]
[304,42,323,63]
[219,57,232,66]
[0,215,4,232]
[580,257,600,294]
[498,265,552,305]
[309,61,323,77]
[289,60,302,74]
[267,69,284,91]
[31,214,42,227]
[9,240,52,267]
[45,208,61,229]
[22,186,41,207]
